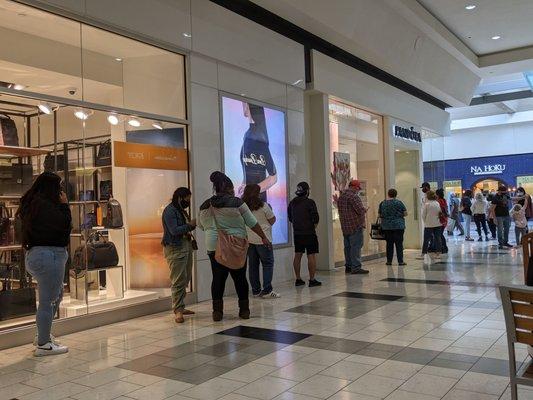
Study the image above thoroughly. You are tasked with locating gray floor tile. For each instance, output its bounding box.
[428,357,473,371]
[208,351,260,368]
[152,342,206,358]
[326,339,371,353]
[162,352,217,370]
[436,352,480,364]
[240,341,288,356]
[469,357,519,377]
[118,354,174,372]
[171,364,231,384]
[365,343,405,354]
[355,348,396,360]
[142,365,182,379]
[391,348,440,365]
[196,341,249,357]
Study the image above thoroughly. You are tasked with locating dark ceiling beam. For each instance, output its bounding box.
[209,0,450,110]
[470,90,533,106]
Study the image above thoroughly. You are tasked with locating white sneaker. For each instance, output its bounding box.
[261,291,281,299]
[34,341,68,357]
[33,333,58,347]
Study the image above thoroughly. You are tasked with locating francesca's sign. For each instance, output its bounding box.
[470,164,506,176]
[114,141,188,170]
[393,125,422,143]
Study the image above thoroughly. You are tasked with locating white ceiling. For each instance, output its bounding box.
[417,0,533,56]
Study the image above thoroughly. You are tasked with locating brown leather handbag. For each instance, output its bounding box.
[211,206,248,269]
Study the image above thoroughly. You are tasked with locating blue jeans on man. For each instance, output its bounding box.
[344,228,364,272]
[496,216,511,246]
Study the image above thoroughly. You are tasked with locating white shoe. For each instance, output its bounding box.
[262,291,281,299]
[33,333,58,347]
[34,341,68,357]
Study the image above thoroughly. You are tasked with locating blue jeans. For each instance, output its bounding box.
[247,244,274,295]
[496,216,511,246]
[463,213,472,238]
[344,229,364,271]
[25,246,68,346]
[515,227,527,246]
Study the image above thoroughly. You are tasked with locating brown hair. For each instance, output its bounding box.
[387,188,397,198]
[426,190,437,201]
[242,184,263,211]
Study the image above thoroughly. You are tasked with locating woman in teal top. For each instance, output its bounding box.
[378,189,408,266]
[198,171,271,322]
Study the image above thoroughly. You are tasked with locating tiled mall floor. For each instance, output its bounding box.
[2,238,532,400]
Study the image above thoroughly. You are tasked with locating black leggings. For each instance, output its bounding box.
[384,230,404,263]
[474,214,489,237]
[209,254,249,301]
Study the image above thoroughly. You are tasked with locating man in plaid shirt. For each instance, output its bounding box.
[337,179,369,274]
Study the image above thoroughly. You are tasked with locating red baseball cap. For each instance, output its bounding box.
[349,179,361,190]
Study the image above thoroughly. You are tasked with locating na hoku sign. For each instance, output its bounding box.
[470,164,506,176]
[393,125,422,143]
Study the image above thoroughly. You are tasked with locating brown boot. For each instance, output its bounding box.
[212,299,223,322]
[183,309,195,315]
[174,310,184,324]
[238,299,250,319]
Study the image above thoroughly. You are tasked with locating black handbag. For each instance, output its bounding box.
[99,180,112,201]
[0,163,33,195]
[73,232,119,270]
[370,217,386,241]
[95,140,112,167]
[0,287,36,321]
[0,116,19,147]
[44,154,66,171]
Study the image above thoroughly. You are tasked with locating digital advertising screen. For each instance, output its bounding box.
[221,96,288,245]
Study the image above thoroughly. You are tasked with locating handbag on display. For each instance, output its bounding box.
[370,217,386,241]
[44,154,66,172]
[0,116,19,147]
[81,212,97,229]
[211,205,248,269]
[0,264,36,321]
[0,163,33,195]
[0,203,10,246]
[73,232,119,270]
[104,198,123,229]
[99,180,112,201]
[95,140,112,167]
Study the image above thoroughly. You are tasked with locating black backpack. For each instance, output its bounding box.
[0,116,19,147]
[104,198,123,229]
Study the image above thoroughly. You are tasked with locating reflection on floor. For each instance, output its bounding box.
[0,239,531,400]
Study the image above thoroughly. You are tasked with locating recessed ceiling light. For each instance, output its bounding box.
[465,5,476,10]
[152,122,163,130]
[74,109,91,120]
[115,57,123,62]
[12,84,25,90]
[240,93,247,97]
[491,35,501,40]
[38,103,52,114]
[107,114,119,125]
[182,32,192,38]
[128,118,141,127]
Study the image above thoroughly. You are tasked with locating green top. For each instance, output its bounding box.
[379,199,407,230]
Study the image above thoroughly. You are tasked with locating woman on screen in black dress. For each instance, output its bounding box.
[238,103,277,202]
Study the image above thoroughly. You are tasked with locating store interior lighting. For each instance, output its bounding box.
[74,109,91,120]
[152,122,163,130]
[37,103,53,114]
[128,118,141,127]
[107,114,119,125]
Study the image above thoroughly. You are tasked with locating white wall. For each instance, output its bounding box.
[423,121,533,162]
[311,51,451,136]
[190,54,307,301]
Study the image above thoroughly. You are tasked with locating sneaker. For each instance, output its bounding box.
[308,279,322,287]
[34,342,68,357]
[252,293,262,298]
[33,334,58,347]
[385,262,392,266]
[398,262,407,266]
[477,237,483,242]
[261,291,281,298]
[465,237,474,242]
[295,279,305,287]
[351,268,369,274]
[344,267,351,274]
[183,309,195,315]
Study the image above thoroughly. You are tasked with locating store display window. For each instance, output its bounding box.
[517,176,533,196]
[328,99,385,263]
[0,1,188,332]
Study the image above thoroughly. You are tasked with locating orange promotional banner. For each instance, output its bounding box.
[113,141,188,171]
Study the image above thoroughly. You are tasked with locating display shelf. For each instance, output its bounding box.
[0,145,49,158]
[69,200,108,205]
[0,245,22,251]
[0,195,21,200]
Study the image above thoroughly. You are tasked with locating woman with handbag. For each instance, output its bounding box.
[162,187,196,324]
[378,189,407,266]
[16,172,72,356]
[198,171,271,322]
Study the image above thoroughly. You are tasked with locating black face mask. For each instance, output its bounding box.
[180,199,190,209]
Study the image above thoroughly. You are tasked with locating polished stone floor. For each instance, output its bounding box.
[1,238,532,400]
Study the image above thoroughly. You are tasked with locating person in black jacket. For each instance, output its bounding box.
[16,172,72,356]
[288,182,321,287]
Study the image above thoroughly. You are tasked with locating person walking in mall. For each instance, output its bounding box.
[242,184,280,298]
[162,187,196,324]
[511,204,528,246]
[288,182,321,287]
[472,192,490,242]
[436,189,449,254]
[378,188,407,266]
[198,171,271,321]
[486,190,498,239]
[16,172,71,356]
[418,190,442,261]
[460,190,474,241]
[448,193,464,236]
[515,187,532,228]
[492,185,513,249]
[338,179,369,274]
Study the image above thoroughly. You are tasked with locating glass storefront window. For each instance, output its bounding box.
[517,176,533,196]
[329,99,385,262]
[0,1,188,332]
